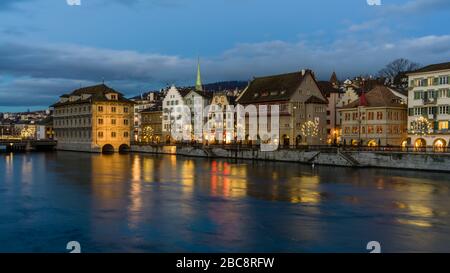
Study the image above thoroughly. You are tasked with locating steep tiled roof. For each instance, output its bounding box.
[237,71,311,104]
[317,81,341,95]
[408,61,450,74]
[340,85,406,109]
[52,84,133,107]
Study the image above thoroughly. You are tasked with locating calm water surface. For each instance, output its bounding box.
[1,151,450,253]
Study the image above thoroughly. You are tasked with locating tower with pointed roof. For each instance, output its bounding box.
[330,71,339,87]
[195,58,203,91]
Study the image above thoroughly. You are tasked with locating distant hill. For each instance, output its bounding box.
[130,81,248,100]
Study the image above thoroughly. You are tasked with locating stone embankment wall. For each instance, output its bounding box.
[131,145,450,172]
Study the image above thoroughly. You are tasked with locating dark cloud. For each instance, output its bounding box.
[1,34,449,108]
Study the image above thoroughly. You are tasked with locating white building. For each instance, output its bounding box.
[184,90,212,142]
[407,62,450,150]
[162,85,190,143]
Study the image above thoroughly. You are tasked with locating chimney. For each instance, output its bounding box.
[301,69,306,76]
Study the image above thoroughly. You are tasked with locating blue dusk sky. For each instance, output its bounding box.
[0,0,449,112]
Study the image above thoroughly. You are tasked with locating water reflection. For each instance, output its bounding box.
[2,151,450,252]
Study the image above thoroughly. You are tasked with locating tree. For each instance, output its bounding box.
[378,58,421,89]
[378,58,421,79]
[409,117,433,136]
[301,120,319,144]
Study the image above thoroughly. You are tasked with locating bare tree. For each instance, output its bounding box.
[378,58,421,79]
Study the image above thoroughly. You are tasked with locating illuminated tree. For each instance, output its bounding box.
[409,117,433,136]
[20,126,35,139]
[141,125,154,143]
[301,120,319,144]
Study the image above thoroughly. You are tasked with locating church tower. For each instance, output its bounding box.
[195,58,203,91]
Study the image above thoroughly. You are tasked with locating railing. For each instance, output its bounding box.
[131,141,450,154]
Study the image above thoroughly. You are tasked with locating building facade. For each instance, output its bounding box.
[131,92,162,141]
[52,84,134,153]
[237,69,328,146]
[407,62,450,150]
[140,103,163,143]
[318,75,343,144]
[162,85,190,143]
[338,85,408,146]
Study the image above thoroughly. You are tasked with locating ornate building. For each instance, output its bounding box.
[52,84,134,153]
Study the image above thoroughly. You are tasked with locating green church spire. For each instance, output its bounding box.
[195,58,203,91]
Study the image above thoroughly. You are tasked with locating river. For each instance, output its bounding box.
[1,151,450,252]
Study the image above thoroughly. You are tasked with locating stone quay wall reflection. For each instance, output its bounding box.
[131,144,450,173]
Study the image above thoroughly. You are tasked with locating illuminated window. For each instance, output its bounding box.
[439,121,449,130]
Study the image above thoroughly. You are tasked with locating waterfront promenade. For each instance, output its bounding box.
[131,143,450,172]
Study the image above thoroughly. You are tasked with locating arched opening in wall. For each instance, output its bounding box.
[433,139,446,152]
[296,135,302,147]
[367,140,378,147]
[282,135,290,147]
[402,138,411,148]
[119,144,130,154]
[102,144,114,154]
[351,139,359,146]
[414,138,426,152]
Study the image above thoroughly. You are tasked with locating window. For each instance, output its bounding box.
[376,112,383,120]
[124,107,129,113]
[111,107,116,113]
[124,119,129,125]
[111,132,117,138]
[111,94,117,100]
[439,76,449,85]
[98,119,104,125]
[124,132,129,138]
[376,126,383,134]
[368,112,374,120]
[111,119,116,125]
[439,121,449,130]
[98,131,104,138]
[98,106,103,112]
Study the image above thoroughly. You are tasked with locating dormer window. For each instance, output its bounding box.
[111,94,117,100]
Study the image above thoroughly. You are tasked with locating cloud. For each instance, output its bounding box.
[1,34,450,108]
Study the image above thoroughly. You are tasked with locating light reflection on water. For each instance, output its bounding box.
[1,151,450,252]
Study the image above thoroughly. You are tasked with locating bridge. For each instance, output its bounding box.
[0,139,57,152]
